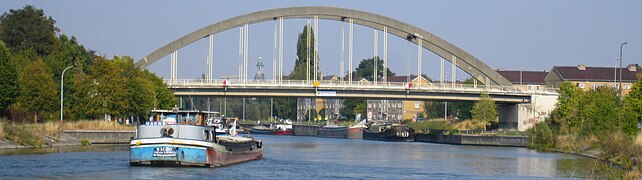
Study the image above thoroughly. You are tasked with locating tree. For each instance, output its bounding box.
[576,87,619,136]
[112,56,155,118]
[624,75,642,136]
[318,108,326,120]
[551,81,582,133]
[471,92,498,131]
[77,57,127,119]
[340,99,365,121]
[0,41,17,110]
[0,5,58,56]
[274,98,296,120]
[288,25,318,80]
[353,56,395,81]
[16,59,58,122]
[143,70,177,110]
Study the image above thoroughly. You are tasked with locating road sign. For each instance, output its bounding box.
[316,91,336,97]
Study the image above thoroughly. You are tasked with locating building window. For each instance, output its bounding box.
[414,101,420,109]
[591,84,596,90]
[579,84,585,89]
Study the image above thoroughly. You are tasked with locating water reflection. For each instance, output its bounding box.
[0,135,619,179]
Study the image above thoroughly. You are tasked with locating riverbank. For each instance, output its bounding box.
[529,124,642,179]
[415,132,528,147]
[0,120,135,149]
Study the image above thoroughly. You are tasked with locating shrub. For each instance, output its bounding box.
[80,138,91,146]
[528,122,555,151]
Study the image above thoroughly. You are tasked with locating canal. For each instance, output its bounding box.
[0,135,617,179]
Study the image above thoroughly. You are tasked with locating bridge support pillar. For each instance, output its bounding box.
[497,94,558,131]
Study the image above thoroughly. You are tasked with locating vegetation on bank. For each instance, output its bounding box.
[409,91,499,134]
[528,79,642,178]
[0,119,134,147]
[0,6,176,123]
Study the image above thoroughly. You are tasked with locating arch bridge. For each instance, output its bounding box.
[135,6,558,131]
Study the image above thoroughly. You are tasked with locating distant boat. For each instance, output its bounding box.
[347,120,367,139]
[363,121,415,142]
[272,123,293,135]
[249,122,293,135]
[129,109,263,167]
[319,120,348,138]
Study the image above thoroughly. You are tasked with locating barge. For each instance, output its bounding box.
[363,123,415,142]
[129,110,263,167]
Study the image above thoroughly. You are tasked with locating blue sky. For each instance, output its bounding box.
[1,0,640,81]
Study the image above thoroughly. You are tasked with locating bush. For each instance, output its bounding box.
[80,138,91,146]
[528,122,555,151]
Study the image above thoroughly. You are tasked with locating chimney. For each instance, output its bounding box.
[577,64,586,70]
[627,64,638,72]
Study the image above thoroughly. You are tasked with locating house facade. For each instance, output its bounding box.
[545,64,641,94]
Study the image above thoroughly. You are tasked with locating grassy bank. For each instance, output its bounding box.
[529,122,642,179]
[0,119,135,148]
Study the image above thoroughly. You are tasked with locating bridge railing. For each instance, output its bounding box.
[164,79,558,94]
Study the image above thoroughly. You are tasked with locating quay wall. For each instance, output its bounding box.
[63,130,136,144]
[415,133,528,147]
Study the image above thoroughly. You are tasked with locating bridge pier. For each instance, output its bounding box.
[497,94,558,131]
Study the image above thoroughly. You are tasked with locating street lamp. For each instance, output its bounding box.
[520,68,524,90]
[615,58,619,88]
[60,66,74,122]
[619,42,628,95]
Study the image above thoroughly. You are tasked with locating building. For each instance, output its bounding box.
[322,75,339,81]
[324,99,344,120]
[496,69,549,91]
[545,64,641,94]
[366,75,430,122]
[296,98,316,121]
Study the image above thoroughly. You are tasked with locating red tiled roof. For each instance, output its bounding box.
[496,70,548,85]
[552,66,641,82]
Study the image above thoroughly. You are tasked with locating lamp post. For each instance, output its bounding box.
[615,58,619,88]
[60,66,74,122]
[619,42,627,96]
[520,68,524,90]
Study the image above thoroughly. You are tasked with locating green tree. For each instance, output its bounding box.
[577,87,619,136]
[623,75,642,136]
[143,70,177,110]
[288,25,318,80]
[0,41,18,110]
[471,92,498,131]
[424,101,445,119]
[274,98,296,120]
[0,5,58,56]
[77,57,127,119]
[551,81,583,133]
[112,56,156,118]
[340,99,365,121]
[353,57,395,81]
[16,59,58,122]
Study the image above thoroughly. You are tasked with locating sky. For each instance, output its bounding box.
[1,0,640,81]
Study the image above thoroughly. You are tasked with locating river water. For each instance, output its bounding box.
[0,135,617,179]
